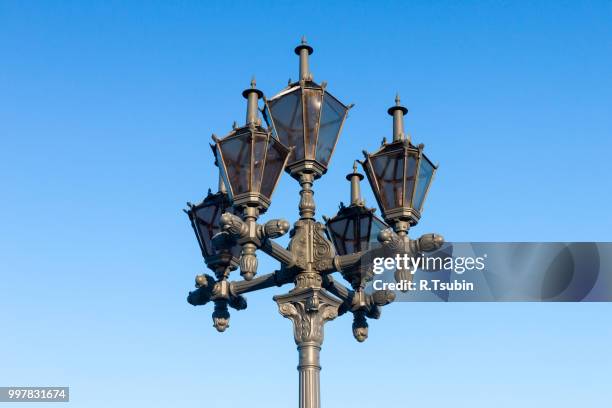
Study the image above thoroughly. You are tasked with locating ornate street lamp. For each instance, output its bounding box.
[323,162,391,342]
[185,169,246,332]
[185,39,444,408]
[212,79,292,281]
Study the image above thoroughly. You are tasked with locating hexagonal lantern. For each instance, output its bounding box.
[325,163,388,256]
[185,182,241,276]
[263,38,351,179]
[213,81,291,213]
[361,96,437,226]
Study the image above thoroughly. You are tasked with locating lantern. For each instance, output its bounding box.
[362,95,437,226]
[213,80,291,212]
[263,38,350,179]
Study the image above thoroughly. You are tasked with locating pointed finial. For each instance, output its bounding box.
[353,161,358,173]
[395,93,401,106]
[301,35,307,44]
[251,76,257,88]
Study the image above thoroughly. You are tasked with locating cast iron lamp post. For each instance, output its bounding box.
[186,38,444,408]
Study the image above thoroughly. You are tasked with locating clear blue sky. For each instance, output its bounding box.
[1,1,611,407]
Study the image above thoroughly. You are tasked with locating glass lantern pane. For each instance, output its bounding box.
[370,216,387,247]
[267,90,304,162]
[193,204,219,257]
[343,218,357,255]
[252,133,268,194]
[371,151,405,210]
[260,137,288,198]
[303,89,322,159]
[328,217,349,255]
[358,214,371,252]
[413,157,435,211]
[219,135,252,196]
[316,92,346,166]
[403,153,418,207]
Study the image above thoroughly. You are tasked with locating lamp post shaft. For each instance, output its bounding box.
[298,342,321,408]
[298,173,316,219]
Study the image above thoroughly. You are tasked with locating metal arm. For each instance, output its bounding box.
[230,269,294,295]
[259,239,296,268]
[219,212,296,271]
[188,269,295,306]
[328,232,445,274]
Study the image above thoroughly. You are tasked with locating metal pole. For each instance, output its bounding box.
[298,342,321,408]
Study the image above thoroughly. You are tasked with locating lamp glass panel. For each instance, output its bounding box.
[371,216,387,248]
[343,218,356,255]
[252,133,268,193]
[328,217,349,256]
[260,137,288,198]
[219,135,251,196]
[414,157,435,211]
[357,214,370,252]
[267,90,304,162]
[303,89,322,159]
[315,92,346,166]
[403,153,418,207]
[192,203,220,258]
[371,151,405,210]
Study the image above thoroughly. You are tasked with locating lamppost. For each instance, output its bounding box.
[186,38,444,408]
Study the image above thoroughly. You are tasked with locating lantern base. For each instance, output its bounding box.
[286,159,327,181]
[383,207,422,226]
[204,253,240,280]
[232,192,272,213]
